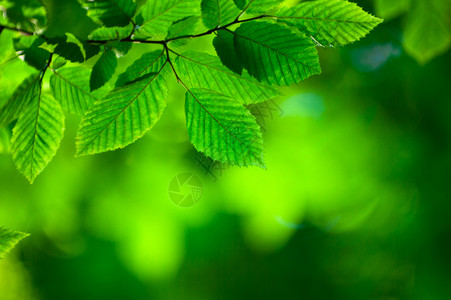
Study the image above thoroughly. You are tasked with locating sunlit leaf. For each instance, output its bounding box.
[201,0,240,29]
[234,21,321,86]
[0,74,40,127]
[50,67,99,115]
[134,0,201,39]
[185,88,265,167]
[76,66,169,156]
[11,93,65,183]
[276,0,383,47]
[174,50,278,104]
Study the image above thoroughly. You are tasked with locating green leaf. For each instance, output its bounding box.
[276,0,383,47]
[14,36,50,70]
[90,49,118,91]
[234,0,283,14]
[0,74,40,127]
[50,67,100,115]
[52,39,85,63]
[213,30,244,74]
[134,0,201,39]
[116,50,166,87]
[403,0,451,64]
[185,88,264,167]
[11,93,65,183]
[0,227,29,259]
[88,24,134,40]
[78,0,137,27]
[167,16,201,47]
[201,0,240,29]
[174,50,278,104]
[234,21,321,86]
[0,128,11,154]
[0,0,47,32]
[375,0,410,20]
[76,66,169,157]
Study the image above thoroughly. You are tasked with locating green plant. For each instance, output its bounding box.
[0,227,29,259]
[0,0,382,183]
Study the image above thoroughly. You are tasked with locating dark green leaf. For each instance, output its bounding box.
[78,0,137,27]
[90,49,118,91]
[14,36,50,70]
[213,29,243,74]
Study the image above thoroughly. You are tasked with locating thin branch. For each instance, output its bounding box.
[88,15,268,45]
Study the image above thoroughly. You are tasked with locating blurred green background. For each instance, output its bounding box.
[1,0,451,299]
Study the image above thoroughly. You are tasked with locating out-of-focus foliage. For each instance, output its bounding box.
[375,0,451,63]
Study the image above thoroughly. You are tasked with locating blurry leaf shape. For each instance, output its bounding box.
[201,0,240,29]
[0,0,47,32]
[50,55,67,70]
[109,41,132,56]
[11,93,65,183]
[276,0,383,46]
[13,36,50,70]
[213,29,243,74]
[0,227,29,259]
[50,67,99,115]
[233,0,283,14]
[0,127,11,153]
[166,16,201,47]
[174,50,278,104]
[134,0,201,39]
[116,50,166,87]
[403,0,451,64]
[78,0,137,27]
[52,39,85,63]
[375,0,411,20]
[76,66,169,156]
[88,24,133,40]
[185,88,265,167]
[234,21,321,86]
[0,74,40,127]
[90,49,118,91]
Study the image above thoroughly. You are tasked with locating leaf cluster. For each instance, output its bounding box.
[0,0,382,183]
